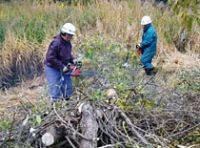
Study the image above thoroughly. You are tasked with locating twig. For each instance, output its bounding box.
[117,108,149,145]
[8,111,16,141]
[169,122,200,139]
[66,136,77,148]
[53,105,93,141]
[98,144,116,148]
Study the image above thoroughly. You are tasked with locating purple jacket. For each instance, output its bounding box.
[44,34,74,70]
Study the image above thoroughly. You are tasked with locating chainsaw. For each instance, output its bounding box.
[135,44,142,56]
[68,61,96,78]
[122,44,142,68]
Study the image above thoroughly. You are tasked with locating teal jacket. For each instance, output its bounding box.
[141,24,157,54]
[140,24,157,69]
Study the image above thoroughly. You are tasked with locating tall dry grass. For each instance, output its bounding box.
[0,0,199,88]
[0,32,44,88]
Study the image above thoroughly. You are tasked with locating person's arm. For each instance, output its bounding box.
[140,30,155,49]
[46,40,64,70]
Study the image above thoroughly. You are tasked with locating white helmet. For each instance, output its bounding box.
[61,23,76,35]
[141,16,152,25]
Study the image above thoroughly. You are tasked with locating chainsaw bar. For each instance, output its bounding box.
[79,70,97,78]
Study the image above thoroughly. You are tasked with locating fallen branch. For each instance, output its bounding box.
[117,107,149,145]
[98,144,116,148]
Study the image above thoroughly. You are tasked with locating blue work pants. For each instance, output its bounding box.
[141,51,155,69]
[44,65,72,101]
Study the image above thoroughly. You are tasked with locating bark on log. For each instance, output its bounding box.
[80,103,98,148]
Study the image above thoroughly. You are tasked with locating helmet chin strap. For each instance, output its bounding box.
[60,34,71,42]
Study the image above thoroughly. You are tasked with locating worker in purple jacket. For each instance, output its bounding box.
[44,23,76,102]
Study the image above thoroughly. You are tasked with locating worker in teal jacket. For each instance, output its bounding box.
[137,16,157,75]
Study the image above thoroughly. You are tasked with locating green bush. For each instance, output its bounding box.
[163,18,180,43]
[176,69,200,93]
[0,23,6,43]
[12,16,47,43]
[12,16,26,39]
[67,0,93,5]
[76,9,97,32]
[25,18,46,43]
[0,119,11,130]
[169,0,199,32]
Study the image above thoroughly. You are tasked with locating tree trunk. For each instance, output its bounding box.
[173,28,188,53]
[80,103,98,148]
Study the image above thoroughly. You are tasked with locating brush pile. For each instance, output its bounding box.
[1,75,200,148]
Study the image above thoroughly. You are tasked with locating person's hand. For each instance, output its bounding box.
[73,58,78,64]
[136,43,141,49]
[63,65,76,73]
[63,66,68,73]
[73,59,82,68]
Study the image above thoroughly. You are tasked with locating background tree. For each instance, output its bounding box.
[169,0,200,52]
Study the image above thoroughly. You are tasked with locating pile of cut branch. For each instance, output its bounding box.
[1,90,200,148]
[6,100,153,148]
[1,66,200,148]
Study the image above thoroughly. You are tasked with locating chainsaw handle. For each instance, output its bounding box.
[76,61,82,68]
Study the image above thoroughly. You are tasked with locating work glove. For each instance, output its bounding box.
[136,43,141,49]
[73,59,77,64]
[64,63,81,77]
[135,43,142,56]
[63,66,69,73]
[62,63,74,73]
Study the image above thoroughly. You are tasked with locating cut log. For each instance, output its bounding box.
[41,125,64,146]
[80,103,98,148]
[42,132,55,146]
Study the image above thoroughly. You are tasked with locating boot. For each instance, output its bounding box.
[145,68,157,76]
[63,97,70,101]
[144,68,152,75]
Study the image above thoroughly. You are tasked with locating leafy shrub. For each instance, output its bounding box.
[25,18,46,43]
[0,119,11,130]
[163,17,180,43]
[12,16,46,43]
[76,9,97,32]
[12,16,26,39]
[0,23,6,43]
[169,0,199,32]
[176,69,200,93]
[66,0,93,5]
